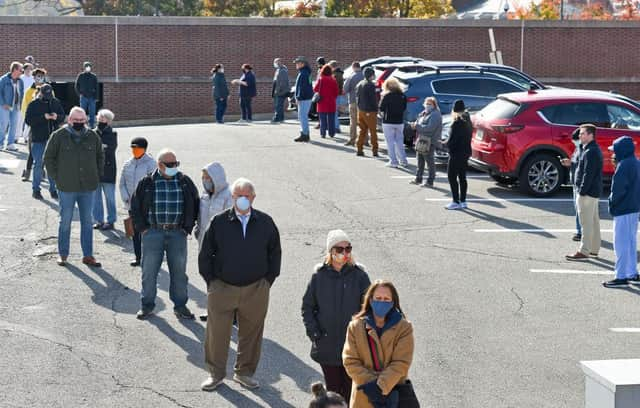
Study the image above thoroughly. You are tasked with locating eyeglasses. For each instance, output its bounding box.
[162,161,180,168]
[333,246,352,254]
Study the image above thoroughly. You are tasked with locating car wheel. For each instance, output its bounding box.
[519,154,563,197]
[491,175,517,185]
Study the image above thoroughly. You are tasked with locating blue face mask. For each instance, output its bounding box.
[164,167,178,177]
[236,196,251,212]
[371,300,394,318]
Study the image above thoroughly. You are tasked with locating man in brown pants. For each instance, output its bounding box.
[198,178,282,391]
[355,67,379,157]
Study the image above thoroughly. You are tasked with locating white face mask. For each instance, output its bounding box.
[219,69,224,74]
[85,66,91,73]
[274,63,279,69]
[332,253,346,264]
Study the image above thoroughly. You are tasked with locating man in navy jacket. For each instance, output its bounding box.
[603,136,640,287]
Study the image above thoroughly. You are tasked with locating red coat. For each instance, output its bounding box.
[313,74,339,113]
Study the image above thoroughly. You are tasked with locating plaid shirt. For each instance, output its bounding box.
[149,171,184,225]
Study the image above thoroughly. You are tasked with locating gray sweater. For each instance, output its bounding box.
[343,70,364,105]
[416,108,443,145]
[272,66,290,97]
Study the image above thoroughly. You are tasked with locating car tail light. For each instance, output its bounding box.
[406,96,420,103]
[492,124,524,134]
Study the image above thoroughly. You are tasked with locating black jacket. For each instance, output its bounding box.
[302,263,370,365]
[379,91,406,124]
[24,97,65,143]
[130,170,200,234]
[97,126,117,183]
[198,207,281,287]
[446,112,472,159]
[356,80,377,112]
[575,140,603,198]
[75,72,98,99]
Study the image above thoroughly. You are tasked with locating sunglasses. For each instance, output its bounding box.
[333,246,352,254]
[162,161,180,168]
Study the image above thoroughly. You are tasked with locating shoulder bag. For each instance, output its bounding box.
[312,77,322,103]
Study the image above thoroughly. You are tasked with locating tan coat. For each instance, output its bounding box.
[342,316,414,408]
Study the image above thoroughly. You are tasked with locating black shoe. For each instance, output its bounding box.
[424,181,434,187]
[50,190,58,200]
[356,151,365,157]
[174,306,195,320]
[372,152,380,157]
[21,169,30,182]
[572,234,582,242]
[320,135,326,139]
[294,134,309,142]
[136,308,153,320]
[93,223,103,230]
[32,191,43,200]
[628,275,640,284]
[199,314,208,322]
[130,259,141,267]
[603,278,629,288]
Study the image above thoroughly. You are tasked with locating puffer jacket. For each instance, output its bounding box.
[343,311,414,408]
[302,262,371,366]
[196,161,233,248]
[119,153,156,210]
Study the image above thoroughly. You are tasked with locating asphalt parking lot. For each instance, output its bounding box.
[1,120,639,408]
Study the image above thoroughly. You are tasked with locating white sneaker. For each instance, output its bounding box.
[201,375,225,391]
[6,144,18,151]
[385,162,398,168]
[460,202,468,209]
[445,202,461,210]
[236,119,246,123]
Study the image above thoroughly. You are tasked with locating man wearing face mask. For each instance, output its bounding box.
[130,148,199,320]
[198,178,282,392]
[25,84,64,200]
[119,137,156,267]
[75,61,98,128]
[271,58,290,124]
[44,107,104,267]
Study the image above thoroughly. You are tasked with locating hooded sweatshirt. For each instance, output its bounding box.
[608,136,640,217]
[295,65,313,101]
[196,162,233,248]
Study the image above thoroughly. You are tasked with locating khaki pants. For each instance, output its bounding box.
[205,278,270,378]
[348,103,358,144]
[357,111,378,154]
[577,195,601,255]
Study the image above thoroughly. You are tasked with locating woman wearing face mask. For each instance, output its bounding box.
[20,68,49,181]
[211,64,229,124]
[343,280,415,408]
[195,161,233,249]
[410,97,442,187]
[119,137,156,266]
[302,230,371,403]
[93,109,118,231]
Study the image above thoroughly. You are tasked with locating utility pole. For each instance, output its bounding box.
[320,0,327,17]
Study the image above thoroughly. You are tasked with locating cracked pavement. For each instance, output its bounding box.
[1,121,640,407]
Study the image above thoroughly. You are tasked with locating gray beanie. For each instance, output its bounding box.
[326,229,350,252]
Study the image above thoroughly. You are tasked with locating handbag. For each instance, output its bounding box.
[123,216,134,238]
[312,76,323,103]
[415,138,431,154]
[366,330,420,408]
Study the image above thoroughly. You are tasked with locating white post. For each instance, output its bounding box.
[520,18,525,71]
[114,17,119,83]
[320,0,327,17]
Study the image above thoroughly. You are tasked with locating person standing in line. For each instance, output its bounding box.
[75,62,98,128]
[566,124,603,261]
[195,161,233,249]
[16,62,33,144]
[602,136,640,287]
[560,128,583,242]
[328,61,345,134]
[342,280,415,408]
[378,77,408,169]
[44,107,104,267]
[444,100,472,210]
[20,68,48,181]
[314,65,340,139]
[119,137,156,267]
[293,56,314,142]
[271,58,290,124]
[130,148,199,320]
[24,84,64,200]
[410,97,443,186]
[308,382,348,408]
[355,67,379,157]
[211,64,229,124]
[199,178,281,392]
[0,61,24,151]
[342,62,364,147]
[92,109,118,231]
[232,64,256,123]
[302,230,371,403]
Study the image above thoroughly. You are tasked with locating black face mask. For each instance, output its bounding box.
[97,122,108,131]
[72,122,85,131]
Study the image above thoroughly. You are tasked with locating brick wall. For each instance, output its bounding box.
[0,17,638,123]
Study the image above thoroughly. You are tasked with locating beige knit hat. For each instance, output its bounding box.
[326,229,350,252]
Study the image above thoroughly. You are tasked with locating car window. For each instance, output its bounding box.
[607,104,640,130]
[540,103,610,127]
[432,78,484,96]
[478,98,523,120]
[489,69,536,89]
[481,79,523,97]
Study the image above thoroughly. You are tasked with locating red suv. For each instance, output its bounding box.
[470,89,640,196]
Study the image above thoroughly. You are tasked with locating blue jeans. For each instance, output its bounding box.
[335,95,347,132]
[273,95,286,122]
[573,186,582,235]
[31,142,56,193]
[215,97,227,123]
[58,190,95,257]
[141,228,189,310]
[80,95,96,128]
[93,183,117,224]
[297,99,311,135]
[240,97,252,121]
[613,212,639,279]
[319,112,335,137]
[0,106,20,146]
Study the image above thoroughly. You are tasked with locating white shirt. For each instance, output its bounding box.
[235,210,251,238]
[21,74,34,92]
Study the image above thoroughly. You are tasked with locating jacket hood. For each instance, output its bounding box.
[612,136,635,160]
[204,162,228,195]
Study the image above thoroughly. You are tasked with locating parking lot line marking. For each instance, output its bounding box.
[425,198,608,203]
[530,269,613,275]
[391,175,490,179]
[609,328,640,333]
[475,228,615,233]
[0,159,20,169]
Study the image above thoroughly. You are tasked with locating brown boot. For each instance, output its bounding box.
[82,256,102,267]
